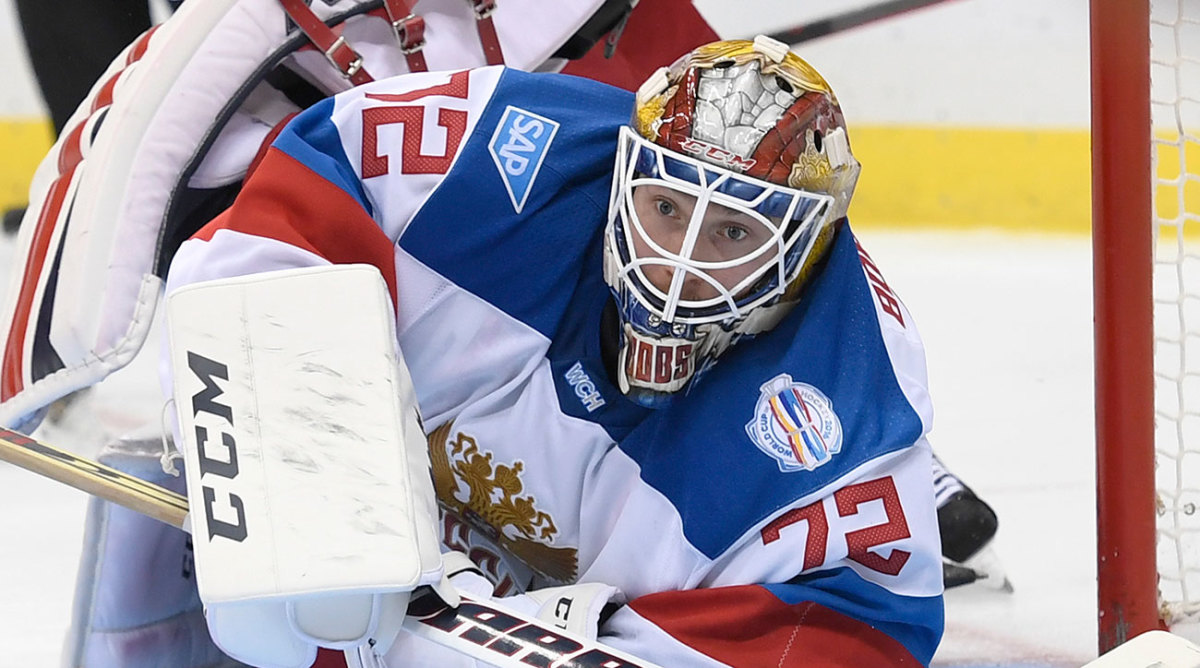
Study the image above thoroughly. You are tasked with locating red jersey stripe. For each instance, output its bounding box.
[193,147,398,306]
[629,585,922,668]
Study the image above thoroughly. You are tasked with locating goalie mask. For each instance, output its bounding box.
[603,37,861,407]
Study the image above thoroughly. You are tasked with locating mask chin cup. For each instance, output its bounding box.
[611,282,775,408]
[614,316,700,407]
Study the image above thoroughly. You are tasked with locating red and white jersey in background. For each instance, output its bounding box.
[0,0,692,433]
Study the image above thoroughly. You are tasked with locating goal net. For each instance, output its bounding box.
[1152,0,1200,632]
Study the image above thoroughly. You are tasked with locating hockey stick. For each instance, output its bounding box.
[763,0,962,44]
[0,425,661,668]
[0,425,190,527]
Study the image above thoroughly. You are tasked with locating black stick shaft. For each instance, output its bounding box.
[765,0,961,44]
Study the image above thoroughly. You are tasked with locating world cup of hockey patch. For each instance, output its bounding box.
[745,374,843,473]
[488,105,559,213]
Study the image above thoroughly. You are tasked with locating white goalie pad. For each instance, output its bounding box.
[165,264,447,664]
[0,0,606,433]
[1084,630,1200,668]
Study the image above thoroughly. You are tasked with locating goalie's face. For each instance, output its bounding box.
[602,127,835,408]
[606,127,833,329]
[629,184,777,304]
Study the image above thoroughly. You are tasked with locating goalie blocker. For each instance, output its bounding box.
[165,264,452,666]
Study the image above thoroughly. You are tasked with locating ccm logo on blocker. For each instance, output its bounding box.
[187,351,248,542]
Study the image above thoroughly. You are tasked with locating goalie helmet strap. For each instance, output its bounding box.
[381,0,430,72]
[281,0,507,80]
[469,0,506,65]
[277,0,375,84]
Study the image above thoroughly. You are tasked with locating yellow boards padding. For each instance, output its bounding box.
[0,117,53,214]
[848,125,1093,235]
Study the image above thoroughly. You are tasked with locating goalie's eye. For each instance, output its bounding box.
[721,224,749,242]
[654,197,679,219]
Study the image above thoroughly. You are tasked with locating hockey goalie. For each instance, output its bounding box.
[0,2,954,667]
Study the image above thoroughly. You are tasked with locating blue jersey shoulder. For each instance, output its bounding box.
[619,226,927,559]
[400,69,632,339]
[271,96,375,217]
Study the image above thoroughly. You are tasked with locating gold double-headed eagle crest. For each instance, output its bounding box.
[427,422,578,583]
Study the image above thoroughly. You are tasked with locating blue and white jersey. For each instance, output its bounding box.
[165,66,944,667]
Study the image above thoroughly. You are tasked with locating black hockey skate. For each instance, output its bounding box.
[933,455,1011,591]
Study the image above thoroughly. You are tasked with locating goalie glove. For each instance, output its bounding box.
[440,551,623,640]
[508,582,623,640]
[353,553,625,666]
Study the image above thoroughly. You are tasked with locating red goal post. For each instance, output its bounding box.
[1092,0,1156,652]
[1093,0,1200,653]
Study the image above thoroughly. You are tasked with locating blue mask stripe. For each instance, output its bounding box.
[633,144,823,221]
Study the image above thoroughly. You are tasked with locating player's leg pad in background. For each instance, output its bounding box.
[61,432,240,668]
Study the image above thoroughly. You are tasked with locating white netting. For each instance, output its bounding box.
[1152,0,1200,627]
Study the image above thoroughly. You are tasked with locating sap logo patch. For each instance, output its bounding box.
[488,106,559,213]
[745,374,843,473]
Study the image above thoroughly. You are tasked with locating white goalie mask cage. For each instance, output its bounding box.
[605,125,835,327]
[601,37,859,407]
